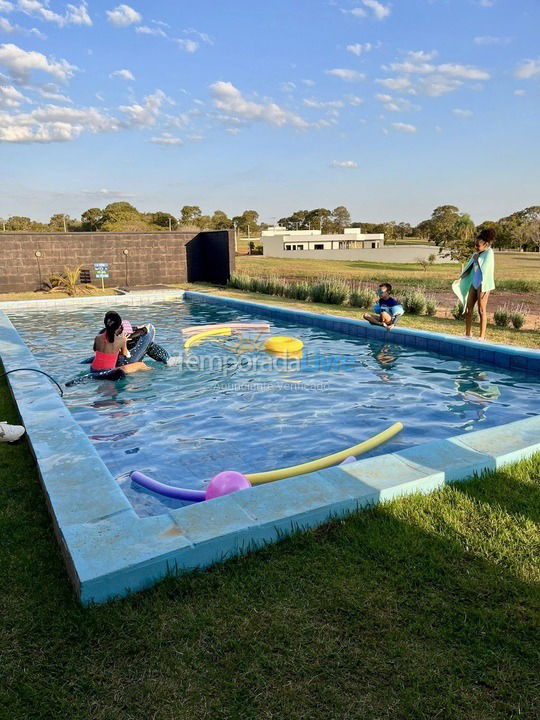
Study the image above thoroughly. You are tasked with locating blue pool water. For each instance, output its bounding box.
[9,298,540,517]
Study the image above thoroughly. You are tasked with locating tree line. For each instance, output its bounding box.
[1,202,539,258]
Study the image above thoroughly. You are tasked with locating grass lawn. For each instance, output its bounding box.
[177,285,540,350]
[236,252,540,293]
[1,364,540,719]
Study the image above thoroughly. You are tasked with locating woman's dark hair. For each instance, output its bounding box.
[379,282,392,293]
[104,311,122,343]
[477,228,495,245]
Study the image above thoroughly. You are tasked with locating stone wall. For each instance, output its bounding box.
[0,231,235,293]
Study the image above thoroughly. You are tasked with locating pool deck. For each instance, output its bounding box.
[1,290,539,605]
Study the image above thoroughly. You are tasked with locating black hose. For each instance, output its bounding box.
[0,368,64,397]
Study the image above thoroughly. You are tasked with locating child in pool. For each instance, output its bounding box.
[92,311,150,375]
[363,283,404,329]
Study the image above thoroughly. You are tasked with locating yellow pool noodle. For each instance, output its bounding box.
[245,422,403,485]
[184,328,232,349]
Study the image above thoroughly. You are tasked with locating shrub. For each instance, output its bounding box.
[425,295,437,316]
[310,277,349,305]
[45,266,97,296]
[510,306,527,330]
[287,281,311,301]
[493,305,511,328]
[349,286,373,309]
[227,273,251,291]
[401,288,427,315]
[451,301,478,322]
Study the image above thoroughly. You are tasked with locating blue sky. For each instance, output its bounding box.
[0,0,539,224]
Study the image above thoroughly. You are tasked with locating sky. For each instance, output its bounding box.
[0,0,539,225]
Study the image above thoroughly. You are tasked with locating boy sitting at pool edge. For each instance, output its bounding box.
[363,283,404,330]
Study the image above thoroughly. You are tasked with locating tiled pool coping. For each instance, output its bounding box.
[1,290,539,605]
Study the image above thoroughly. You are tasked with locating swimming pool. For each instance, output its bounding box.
[8,296,540,517]
[2,290,540,604]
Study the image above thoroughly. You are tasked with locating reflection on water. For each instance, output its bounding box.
[8,299,540,517]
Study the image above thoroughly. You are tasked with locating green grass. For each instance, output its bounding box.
[237,253,540,293]
[1,369,539,719]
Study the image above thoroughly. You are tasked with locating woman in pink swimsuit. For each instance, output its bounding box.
[91,311,150,375]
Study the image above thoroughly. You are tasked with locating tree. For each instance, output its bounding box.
[428,205,460,245]
[305,208,333,232]
[515,219,540,252]
[278,210,310,230]
[211,210,231,230]
[447,213,476,264]
[332,206,351,231]
[415,220,432,242]
[232,210,260,236]
[49,214,69,232]
[382,221,397,243]
[180,205,202,226]
[396,222,412,239]
[150,212,178,230]
[81,207,103,231]
[6,216,33,231]
[100,202,146,231]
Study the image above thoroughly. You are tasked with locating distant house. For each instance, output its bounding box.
[261,227,385,259]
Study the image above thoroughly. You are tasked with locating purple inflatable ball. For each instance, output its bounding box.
[205,471,252,500]
[340,456,357,466]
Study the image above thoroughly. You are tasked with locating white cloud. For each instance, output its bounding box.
[0,103,117,143]
[377,76,413,91]
[515,59,540,79]
[176,38,199,53]
[81,188,135,198]
[0,83,26,106]
[149,133,183,146]
[135,25,166,37]
[0,43,77,83]
[16,0,92,27]
[379,50,490,97]
[474,35,511,46]
[391,122,417,133]
[280,81,296,93]
[119,88,172,127]
[331,160,358,168]
[106,4,141,27]
[344,1,390,20]
[453,108,473,117]
[476,0,495,6]
[376,93,419,112]
[302,79,316,87]
[362,0,390,20]
[38,82,71,101]
[325,68,365,82]
[346,42,373,56]
[0,1,14,11]
[0,15,46,36]
[209,81,309,129]
[514,89,526,96]
[345,94,364,105]
[110,68,135,81]
[303,98,344,110]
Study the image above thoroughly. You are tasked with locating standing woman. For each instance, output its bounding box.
[453,228,496,340]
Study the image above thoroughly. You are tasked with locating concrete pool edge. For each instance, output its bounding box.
[0,293,539,605]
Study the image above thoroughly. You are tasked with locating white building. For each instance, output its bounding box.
[261,226,385,260]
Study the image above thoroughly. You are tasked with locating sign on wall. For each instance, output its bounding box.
[94,262,109,288]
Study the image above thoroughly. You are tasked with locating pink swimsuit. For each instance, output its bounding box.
[91,350,119,372]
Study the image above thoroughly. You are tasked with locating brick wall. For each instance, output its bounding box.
[0,231,235,293]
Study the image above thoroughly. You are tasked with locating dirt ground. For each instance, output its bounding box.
[435,290,540,329]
